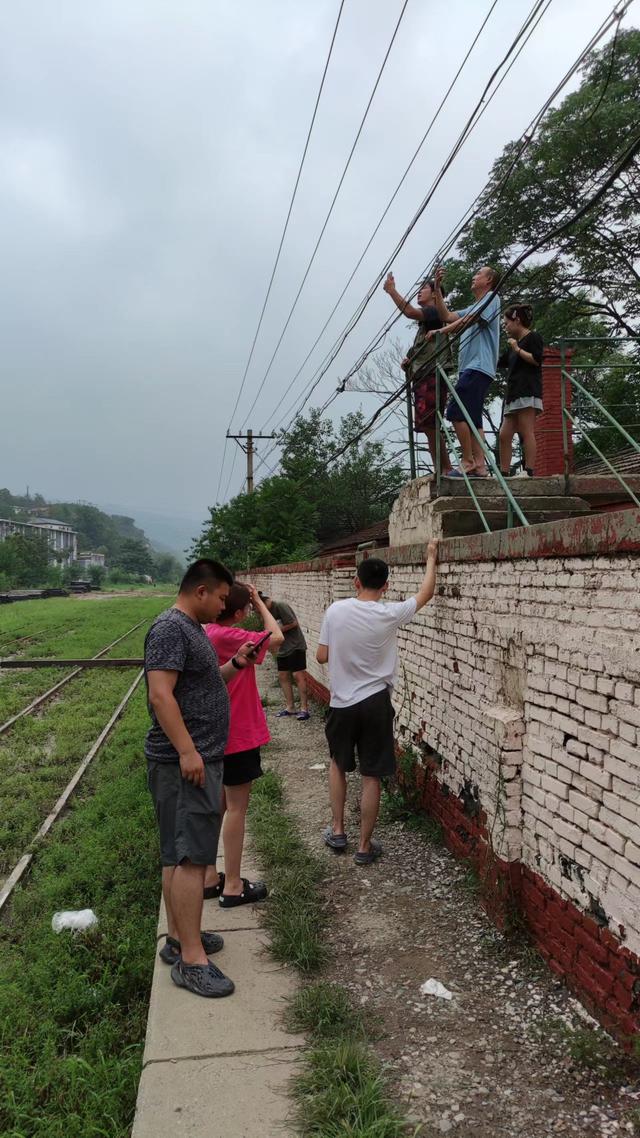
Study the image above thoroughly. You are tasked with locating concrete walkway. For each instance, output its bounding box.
[131,855,304,1137]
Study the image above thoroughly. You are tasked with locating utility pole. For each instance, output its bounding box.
[226,430,276,493]
[404,386,417,480]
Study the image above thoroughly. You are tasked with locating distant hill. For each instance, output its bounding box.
[0,487,187,568]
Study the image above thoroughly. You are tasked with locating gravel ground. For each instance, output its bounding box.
[259,663,640,1138]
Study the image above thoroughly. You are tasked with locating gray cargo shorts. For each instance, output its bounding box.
[147,758,223,866]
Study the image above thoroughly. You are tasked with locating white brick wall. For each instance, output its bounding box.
[247,551,640,955]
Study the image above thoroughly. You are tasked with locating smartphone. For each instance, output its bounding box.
[247,631,272,657]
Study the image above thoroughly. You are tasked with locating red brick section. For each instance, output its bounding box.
[536,347,573,477]
[391,756,640,1046]
[301,680,640,1042]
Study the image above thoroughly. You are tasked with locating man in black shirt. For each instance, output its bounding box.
[145,558,257,997]
[383,273,453,476]
[498,303,544,477]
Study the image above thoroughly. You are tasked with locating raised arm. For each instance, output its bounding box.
[247,584,285,654]
[383,272,424,322]
[413,540,439,612]
[433,266,460,325]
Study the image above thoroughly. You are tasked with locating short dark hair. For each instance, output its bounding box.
[357,557,389,590]
[179,558,233,593]
[217,582,251,622]
[420,278,446,299]
[504,302,533,328]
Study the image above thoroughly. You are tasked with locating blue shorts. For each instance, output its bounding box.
[445,368,493,428]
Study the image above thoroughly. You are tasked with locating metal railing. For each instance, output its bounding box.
[560,335,640,505]
[434,349,530,529]
[421,332,639,533]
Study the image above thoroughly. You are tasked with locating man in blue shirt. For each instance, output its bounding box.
[429,265,500,477]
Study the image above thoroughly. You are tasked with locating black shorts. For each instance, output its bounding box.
[324,688,396,779]
[277,650,307,673]
[445,367,493,428]
[223,747,263,787]
[147,758,223,867]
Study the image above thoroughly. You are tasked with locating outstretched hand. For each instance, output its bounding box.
[426,539,439,562]
[383,272,395,294]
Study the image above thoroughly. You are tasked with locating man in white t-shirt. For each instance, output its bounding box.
[316,542,438,865]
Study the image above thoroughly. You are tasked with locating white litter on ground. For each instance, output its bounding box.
[52,909,98,933]
[420,978,453,1000]
[309,763,326,770]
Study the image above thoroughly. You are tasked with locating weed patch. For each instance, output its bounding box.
[0,690,158,1138]
[248,770,327,972]
[249,768,413,1137]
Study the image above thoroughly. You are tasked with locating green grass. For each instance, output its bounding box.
[0,595,166,722]
[0,605,166,875]
[0,689,159,1138]
[248,770,327,972]
[248,769,412,1137]
[287,985,406,1138]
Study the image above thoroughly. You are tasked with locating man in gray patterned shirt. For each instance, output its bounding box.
[145,558,257,998]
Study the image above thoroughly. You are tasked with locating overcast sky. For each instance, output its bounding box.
[1,0,624,544]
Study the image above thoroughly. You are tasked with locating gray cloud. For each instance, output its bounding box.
[1,0,613,539]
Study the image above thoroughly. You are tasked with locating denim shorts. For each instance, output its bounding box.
[445,368,493,428]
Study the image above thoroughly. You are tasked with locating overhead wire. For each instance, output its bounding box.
[251,0,554,470]
[253,0,628,478]
[214,0,346,503]
[255,0,551,442]
[237,0,412,430]
[292,123,640,485]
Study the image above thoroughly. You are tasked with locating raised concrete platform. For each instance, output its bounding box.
[132,859,304,1138]
[389,473,640,543]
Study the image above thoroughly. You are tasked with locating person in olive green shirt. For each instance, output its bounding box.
[259,593,309,721]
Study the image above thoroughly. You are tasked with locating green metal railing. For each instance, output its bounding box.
[423,332,639,533]
[560,334,640,507]
[434,350,530,529]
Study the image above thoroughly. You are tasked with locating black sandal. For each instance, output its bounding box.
[219,878,268,908]
[159,930,224,964]
[203,872,225,899]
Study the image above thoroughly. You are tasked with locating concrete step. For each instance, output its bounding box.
[432,495,590,517]
[427,473,640,504]
[439,507,590,537]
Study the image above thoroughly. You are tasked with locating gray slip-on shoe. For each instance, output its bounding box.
[323,824,348,851]
[170,959,235,997]
[353,840,383,866]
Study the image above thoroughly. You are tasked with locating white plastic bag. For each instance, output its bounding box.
[419,978,453,1000]
[52,909,98,933]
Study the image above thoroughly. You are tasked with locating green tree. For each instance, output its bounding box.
[112,538,155,577]
[438,28,640,456]
[153,553,184,583]
[191,409,406,569]
[0,533,53,588]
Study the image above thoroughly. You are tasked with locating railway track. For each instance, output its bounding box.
[0,618,148,738]
[0,667,144,913]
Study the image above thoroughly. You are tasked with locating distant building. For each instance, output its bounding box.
[74,551,106,571]
[0,517,78,564]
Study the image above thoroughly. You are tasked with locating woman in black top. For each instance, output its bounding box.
[498,303,544,477]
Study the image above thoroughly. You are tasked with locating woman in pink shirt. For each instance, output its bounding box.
[204,583,283,907]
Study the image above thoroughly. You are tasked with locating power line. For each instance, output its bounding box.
[296,124,640,484]
[214,0,346,503]
[235,0,631,495]
[257,0,503,436]
[255,0,630,472]
[237,0,412,430]
[254,0,553,455]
